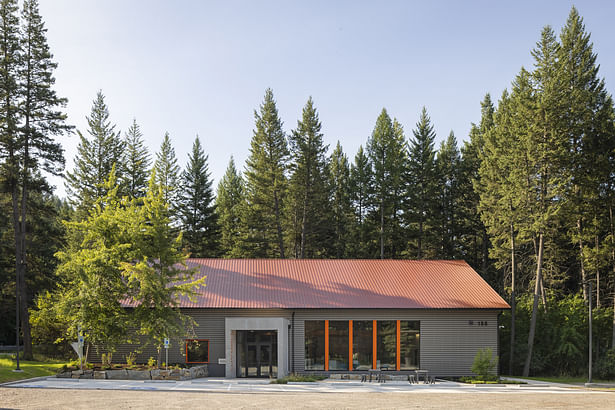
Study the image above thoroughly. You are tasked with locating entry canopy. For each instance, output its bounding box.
[124,259,510,310]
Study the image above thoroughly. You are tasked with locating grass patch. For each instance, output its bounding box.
[0,353,66,383]
[511,375,615,384]
[270,374,327,384]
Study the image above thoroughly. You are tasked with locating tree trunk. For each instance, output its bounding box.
[380,197,384,259]
[609,204,615,348]
[509,221,516,376]
[578,219,588,301]
[273,189,285,258]
[539,274,548,313]
[595,235,600,308]
[523,232,544,377]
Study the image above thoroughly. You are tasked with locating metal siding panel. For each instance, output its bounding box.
[292,309,499,377]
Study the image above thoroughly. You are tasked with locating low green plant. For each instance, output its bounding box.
[471,348,498,380]
[147,357,157,368]
[125,352,137,367]
[270,374,327,384]
[595,348,615,380]
[101,353,113,368]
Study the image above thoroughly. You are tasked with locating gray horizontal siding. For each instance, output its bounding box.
[87,308,499,377]
[291,309,499,377]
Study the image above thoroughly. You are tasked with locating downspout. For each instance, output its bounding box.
[291,311,295,373]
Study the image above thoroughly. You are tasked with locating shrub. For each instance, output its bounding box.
[595,348,615,380]
[147,357,157,368]
[125,352,137,367]
[471,348,498,380]
[101,353,113,368]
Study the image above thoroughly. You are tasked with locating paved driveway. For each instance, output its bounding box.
[3,376,610,394]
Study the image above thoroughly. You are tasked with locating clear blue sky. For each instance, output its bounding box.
[38,0,615,198]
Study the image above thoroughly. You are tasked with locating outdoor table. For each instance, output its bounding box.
[414,369,429,383]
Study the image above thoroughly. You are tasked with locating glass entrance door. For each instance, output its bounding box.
[236,330,278,378]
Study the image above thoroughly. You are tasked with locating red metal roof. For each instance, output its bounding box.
[167,259,510,309]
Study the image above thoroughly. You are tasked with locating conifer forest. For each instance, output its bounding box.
[1,2,614,378]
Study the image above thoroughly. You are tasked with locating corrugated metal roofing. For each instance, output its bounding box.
[157,259,510,309]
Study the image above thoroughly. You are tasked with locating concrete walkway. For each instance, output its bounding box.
[3,377,611,394]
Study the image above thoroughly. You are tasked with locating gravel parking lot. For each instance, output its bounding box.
[1,388,614,409]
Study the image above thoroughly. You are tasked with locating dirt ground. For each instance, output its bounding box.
[0,388,613,409]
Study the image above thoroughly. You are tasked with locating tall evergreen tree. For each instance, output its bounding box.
[216,157,244,258]
[349,145,373,258]
[65,91,124,216]
[328,141,352,258]
[178,136,219,257]
[153,132,180,209]
[459,94,495,280]
[241,88,288,258]
[0,0,71,358]
[287,97,329,258]
[366,108,406,259]
[435,131,461,259]
[123,118,150,199]
[557,7,615,302]
[405,107,438,259]
[0,0,23,355]
[521,26,569,377]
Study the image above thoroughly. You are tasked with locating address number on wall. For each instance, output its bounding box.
[468,320,488,326]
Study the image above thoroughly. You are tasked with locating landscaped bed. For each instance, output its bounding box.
[56,363,208,381]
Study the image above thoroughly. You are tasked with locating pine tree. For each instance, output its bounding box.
[521,26,569,377]
[153,132,180,209]
[349,145,373,258]
[328,141,352,258]
[65,91,124,216]
[123,118,150,199]
[459,94,495,279]
[405,107,438,259]
[0,0,24,355]
[241,88,288,258]
[287,97,329,258]
[558,7,615,302]
[366,108,406,259]
[435,131,461,259]
[178,136,219,257]
[216,157,244,258]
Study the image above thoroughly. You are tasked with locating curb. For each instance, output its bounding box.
[0,375,50,387]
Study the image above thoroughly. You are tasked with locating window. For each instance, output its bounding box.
[186,339,209,363]
[352,321,373,370]
[400,321,420,370]
[304,320,325,370]
[328,321,349,370]
[377,321,396,370]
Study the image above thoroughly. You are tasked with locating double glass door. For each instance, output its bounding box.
[236,330,277,378]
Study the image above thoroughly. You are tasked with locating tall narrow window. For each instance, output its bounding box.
[304,321,325,370]
[352,321,373,370]
[377,321,396,370]
[328,321,349,370]
[400,321,420,370]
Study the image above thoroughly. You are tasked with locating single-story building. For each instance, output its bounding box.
[92,259,509,378]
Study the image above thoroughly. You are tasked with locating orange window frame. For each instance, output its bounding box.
[185,339,209,364]
[396,320,401,371]
[324,320,329,371]
[349,320,353,371]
